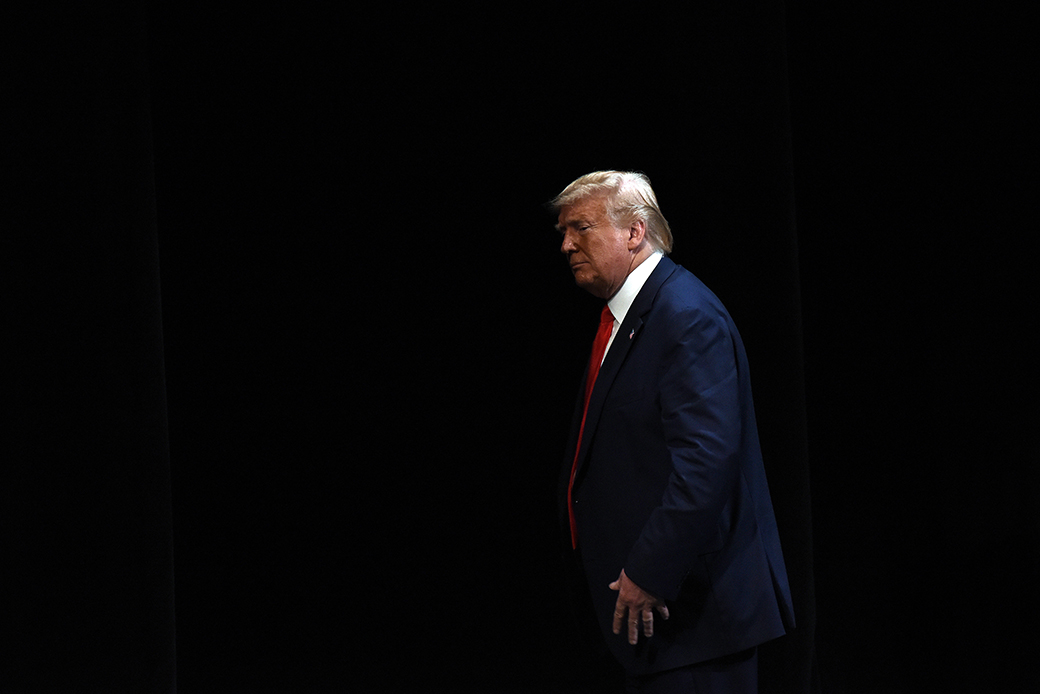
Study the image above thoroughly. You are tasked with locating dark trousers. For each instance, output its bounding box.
[624,647,758,694]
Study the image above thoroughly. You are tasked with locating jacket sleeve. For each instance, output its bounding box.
[623,301,743,601]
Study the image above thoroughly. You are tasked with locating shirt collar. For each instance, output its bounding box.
[607,252,663,326]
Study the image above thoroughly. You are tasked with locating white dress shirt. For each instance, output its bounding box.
[601,252,664,364]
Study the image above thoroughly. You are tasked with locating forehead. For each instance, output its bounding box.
[556,195,608,227]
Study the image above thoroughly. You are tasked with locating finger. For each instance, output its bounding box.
[628,614,639,645]
[612,605,625,635]
[642,607,654,637]
[608,580,619,591]
[656,603,670,620]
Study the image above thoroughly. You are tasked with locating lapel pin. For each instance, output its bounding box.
[629,329,635,340]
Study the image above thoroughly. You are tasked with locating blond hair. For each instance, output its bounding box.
[552,170,673,254]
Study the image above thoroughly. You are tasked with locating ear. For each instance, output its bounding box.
[626,219,647,250]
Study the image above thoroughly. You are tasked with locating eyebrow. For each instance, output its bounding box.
[555,217,592,233]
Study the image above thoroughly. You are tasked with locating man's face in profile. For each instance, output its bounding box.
[557,196,633,300]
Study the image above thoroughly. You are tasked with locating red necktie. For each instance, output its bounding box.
[568,305,615,549]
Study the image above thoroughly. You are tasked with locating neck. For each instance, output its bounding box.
[604,246,656,300]
[625,245,655,281]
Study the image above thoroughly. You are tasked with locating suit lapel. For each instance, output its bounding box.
[573,257,679,484]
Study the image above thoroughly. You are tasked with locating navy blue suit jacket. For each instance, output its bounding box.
[561,256,795,675]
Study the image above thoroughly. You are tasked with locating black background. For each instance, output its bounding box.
[6,1,1036,692]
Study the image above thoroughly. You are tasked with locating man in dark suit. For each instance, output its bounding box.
[554,171,794,693]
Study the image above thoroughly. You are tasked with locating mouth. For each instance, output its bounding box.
[569,261,587,271]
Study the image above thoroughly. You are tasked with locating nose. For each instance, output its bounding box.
[560,230,576,255]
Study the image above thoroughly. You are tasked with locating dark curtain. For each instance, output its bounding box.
[9,1,1034,693]
[788,4,1038,692]
[6,5,176,693]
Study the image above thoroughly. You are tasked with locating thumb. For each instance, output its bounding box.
[608,580,619,591]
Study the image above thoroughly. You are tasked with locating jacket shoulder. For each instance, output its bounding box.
[652,263,730,322]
